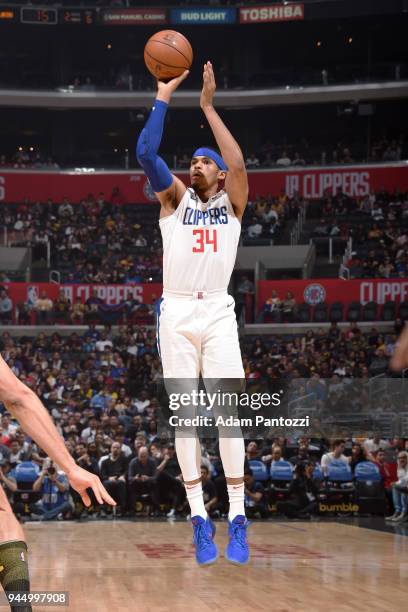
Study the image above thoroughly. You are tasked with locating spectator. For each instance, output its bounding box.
[31,463,72,521]
[277,461,318,518]
[58,197,74,218]
[276,151,291,167]
[152,444,185,518]
[243,469,268,518]
[1,415,17,438]
[127,446,157,512]
[85,289,104,323]
[70,297,86,324]
[257,290,282,323]
[348,443,372,472]
[282,291,297,322]
[292,152,306,166]
[245,153,260,168]
[386,451,408,522]
[289,443,311,466]
[235,275,255,321]
[363,434,390,454]
[34,291,54,324]
[246,441,261,461]
[0,289,13,324]
[200,465,218,517]
[321,439,348,475]
[247,219,263,239]
[99,441,128,516]
[54,289,71,323]
[8,439,25,467]
[374,449,396,510]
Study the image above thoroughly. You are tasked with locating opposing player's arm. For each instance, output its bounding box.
[0,355,116,507]
[200,61,249,220]
[136,71,189,215]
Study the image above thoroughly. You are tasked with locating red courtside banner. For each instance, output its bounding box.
[258,279,408,313]
[6,280,408,315]
[0,164,407,204]
[239,3,304,24]
[2,283,163,307]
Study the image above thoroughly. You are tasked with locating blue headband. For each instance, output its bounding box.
[193,147,228,171]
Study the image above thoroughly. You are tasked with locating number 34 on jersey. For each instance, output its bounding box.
[192,228,218,253]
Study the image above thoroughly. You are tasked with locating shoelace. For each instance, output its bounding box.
[194,523,212,551]
[231,523,248,549]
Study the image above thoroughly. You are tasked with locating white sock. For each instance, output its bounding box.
[227,482,245,521]
[185,482,207,520]
[175,435,201,481]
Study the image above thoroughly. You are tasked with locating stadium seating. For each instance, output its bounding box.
[354,462,386,515]
[347,302,361,322]
[399,301,408,320]
[249,460,269,482]
[362,301,377,321]
[297,303,311,323]
[314,303,329,323]
[382,301,396,321]
[329,302,344,322]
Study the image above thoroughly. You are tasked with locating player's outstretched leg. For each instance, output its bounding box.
[191,514,218,566]
[219,437,250,565]
[175,435,218,565]
[225,514,250,566]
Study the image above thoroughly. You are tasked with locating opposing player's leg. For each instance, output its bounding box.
[201,296,250,565]
[0,486,32,612]
[158,298,217,565]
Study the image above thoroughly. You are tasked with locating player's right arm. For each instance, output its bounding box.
[136,71,189,216]
[0,355,116,507]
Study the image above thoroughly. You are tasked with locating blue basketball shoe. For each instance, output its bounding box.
[225,515,250,565]
[191,516,218,566]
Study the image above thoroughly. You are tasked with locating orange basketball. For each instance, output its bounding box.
[144,30,193,81]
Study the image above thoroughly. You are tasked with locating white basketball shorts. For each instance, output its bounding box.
[157,289,244,379]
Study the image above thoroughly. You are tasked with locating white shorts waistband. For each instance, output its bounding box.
[162,288,228,300]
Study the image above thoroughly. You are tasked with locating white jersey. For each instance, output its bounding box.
[159,188,241,293]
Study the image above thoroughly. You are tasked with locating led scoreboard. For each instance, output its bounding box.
[21,7,58,25]
[0,7,97,25]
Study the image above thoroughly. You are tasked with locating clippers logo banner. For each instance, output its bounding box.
[258,279,408,312]
[239,3,304,24]
[0,164,407,204]
[101,9,167,25]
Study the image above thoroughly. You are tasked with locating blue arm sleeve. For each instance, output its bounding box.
[136,99,173,193]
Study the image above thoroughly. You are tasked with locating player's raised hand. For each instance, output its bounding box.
[391,323,408,370]
[156,70,190,104]
[200,61,216,109]
[66,464,116,507]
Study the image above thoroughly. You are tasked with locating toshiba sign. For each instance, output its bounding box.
[239,3,304,24]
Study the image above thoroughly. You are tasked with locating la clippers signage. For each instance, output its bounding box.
[2,283,162,306]
[170,7,236,24]
[0,164,407,204]
[100,9,167,25]
[285,169,370,198]
[258,279,408,312]
[239,3,304,24]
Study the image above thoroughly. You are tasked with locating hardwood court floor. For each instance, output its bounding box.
[24,519,408,612]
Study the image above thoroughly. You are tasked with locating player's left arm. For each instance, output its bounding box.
[200,61,248,221]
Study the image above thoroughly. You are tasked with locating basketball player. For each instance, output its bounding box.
[0,354,116,611]
[137,62,249,565]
